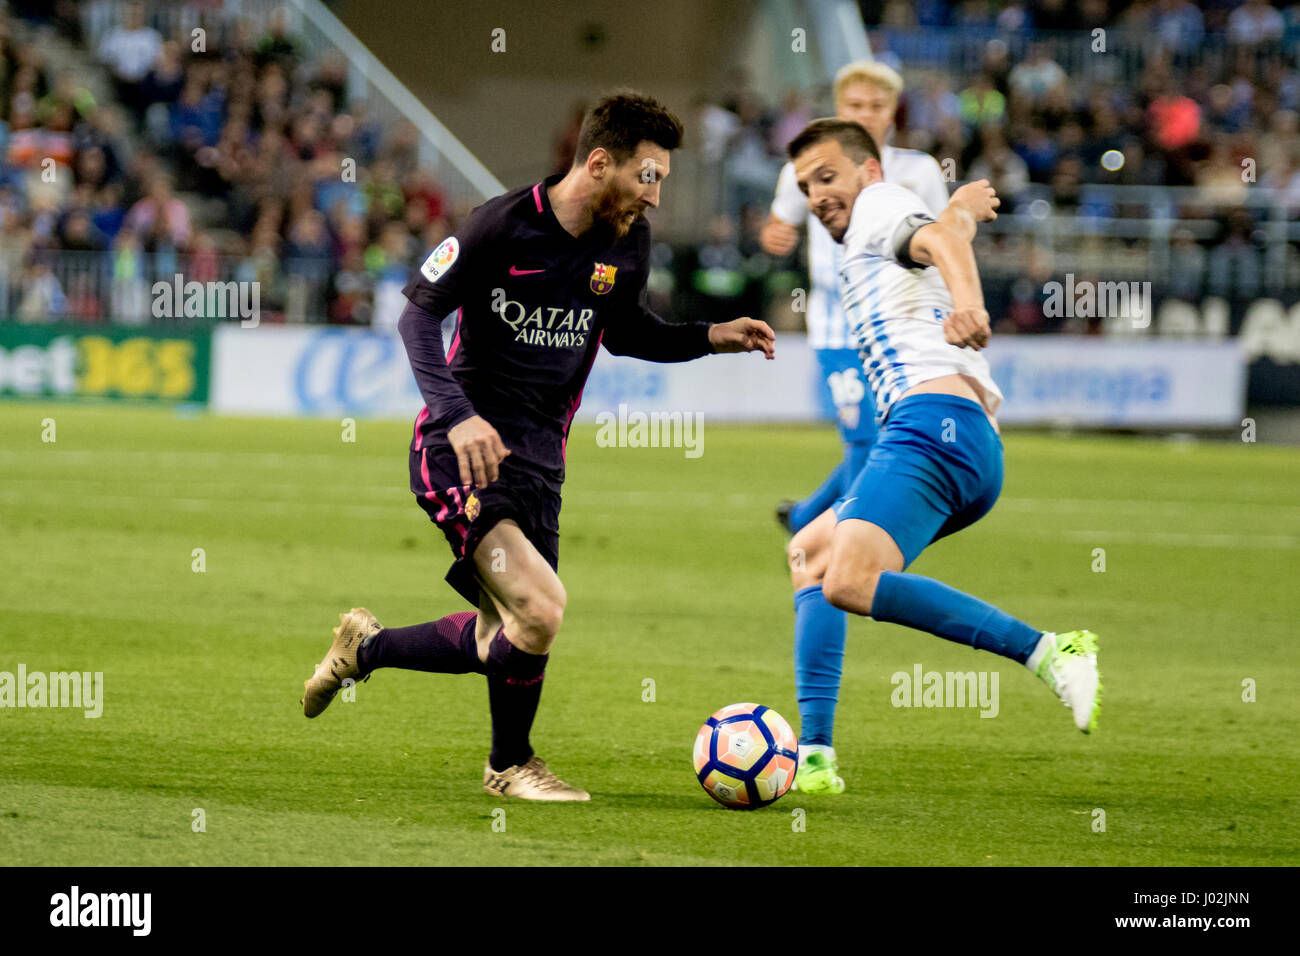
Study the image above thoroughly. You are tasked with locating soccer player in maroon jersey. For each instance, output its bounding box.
[301,92,775,800]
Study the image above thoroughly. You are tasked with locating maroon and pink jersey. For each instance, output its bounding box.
[399,172,713,484]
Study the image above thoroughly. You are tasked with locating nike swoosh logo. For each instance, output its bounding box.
[509,266,544,276]
[837,497,858,514]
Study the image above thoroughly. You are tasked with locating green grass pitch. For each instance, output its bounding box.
[1,403,1297,866]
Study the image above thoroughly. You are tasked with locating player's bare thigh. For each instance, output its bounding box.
[788,508,837,590]
[472,519,567,656]
[821,519,905,616]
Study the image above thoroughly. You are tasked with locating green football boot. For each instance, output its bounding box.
[792,750,845,795]
[1029,630,1102,733]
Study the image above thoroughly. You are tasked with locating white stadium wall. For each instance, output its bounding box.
[210,325,1246,428]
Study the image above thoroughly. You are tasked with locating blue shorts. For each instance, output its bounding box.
[834,394,1003,567]
[816,348,877,446]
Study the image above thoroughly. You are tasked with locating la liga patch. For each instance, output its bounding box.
[421,237,460,283]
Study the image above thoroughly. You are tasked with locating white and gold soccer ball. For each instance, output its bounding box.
[692,702,798,810]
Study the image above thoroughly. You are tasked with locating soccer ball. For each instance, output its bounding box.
[693,702,798,810]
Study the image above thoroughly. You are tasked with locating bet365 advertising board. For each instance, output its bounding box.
[0,323,210,404]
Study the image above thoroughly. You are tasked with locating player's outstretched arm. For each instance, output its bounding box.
[708,317,776,359]
[939,179,1000,243]
[906,224,990,350]
[759,214,800,256]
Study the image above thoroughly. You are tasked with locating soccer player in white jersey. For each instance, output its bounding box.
[782,118,1102,748]
[761,62,950,794]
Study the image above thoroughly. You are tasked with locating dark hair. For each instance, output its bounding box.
[573,90,684,166]
[787,117,881,164]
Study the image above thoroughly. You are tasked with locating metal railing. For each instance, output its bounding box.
[971,184,1300,293]
[0,246,341,324]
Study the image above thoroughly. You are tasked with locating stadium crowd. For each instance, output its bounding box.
[1,1,452,325]
[0,0,1297,327]
[698,1,1300,323]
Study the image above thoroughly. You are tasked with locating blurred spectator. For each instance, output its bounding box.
[1167,228,1207,300]
[72,107,131,186]
[693,95,740,164]
[996,2,1030,32]
[969,130,1030,197]
[254,7,303,75]
[57,207,105,252]
[170,78,225,156]
[1015,126,1059,182]
[1008,43,1066,103]
[38,70,95,125]
[1208,207,1262,299]
[330,247,373,325]
[721,92,780,218]
[1228,0,1284,47]
[109,231,148,325]
[123,175,191,248]
[771,90,814,156]
[65,272,102,322]
[140,41,185,113]
[1153,0,1204,58]
[17,258,64,321]
[96,2,161,129]
[959,72,1005,129]
[907,76,962,137]
[370,221,415,332]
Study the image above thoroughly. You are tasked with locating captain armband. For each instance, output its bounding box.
[891,213,937,269]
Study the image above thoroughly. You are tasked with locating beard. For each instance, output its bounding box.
[591,181,642,239]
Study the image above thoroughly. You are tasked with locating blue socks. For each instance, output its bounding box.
[793,585,846,747]
[869,570,1042,663]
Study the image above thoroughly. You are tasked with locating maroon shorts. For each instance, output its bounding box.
[409,439,561,606]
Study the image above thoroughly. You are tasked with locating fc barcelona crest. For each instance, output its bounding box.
[465,492,481,521]
[590,262,617,295]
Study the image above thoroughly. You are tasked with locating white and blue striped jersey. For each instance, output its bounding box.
[771,144,949,350]
[838,181,1004,423]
